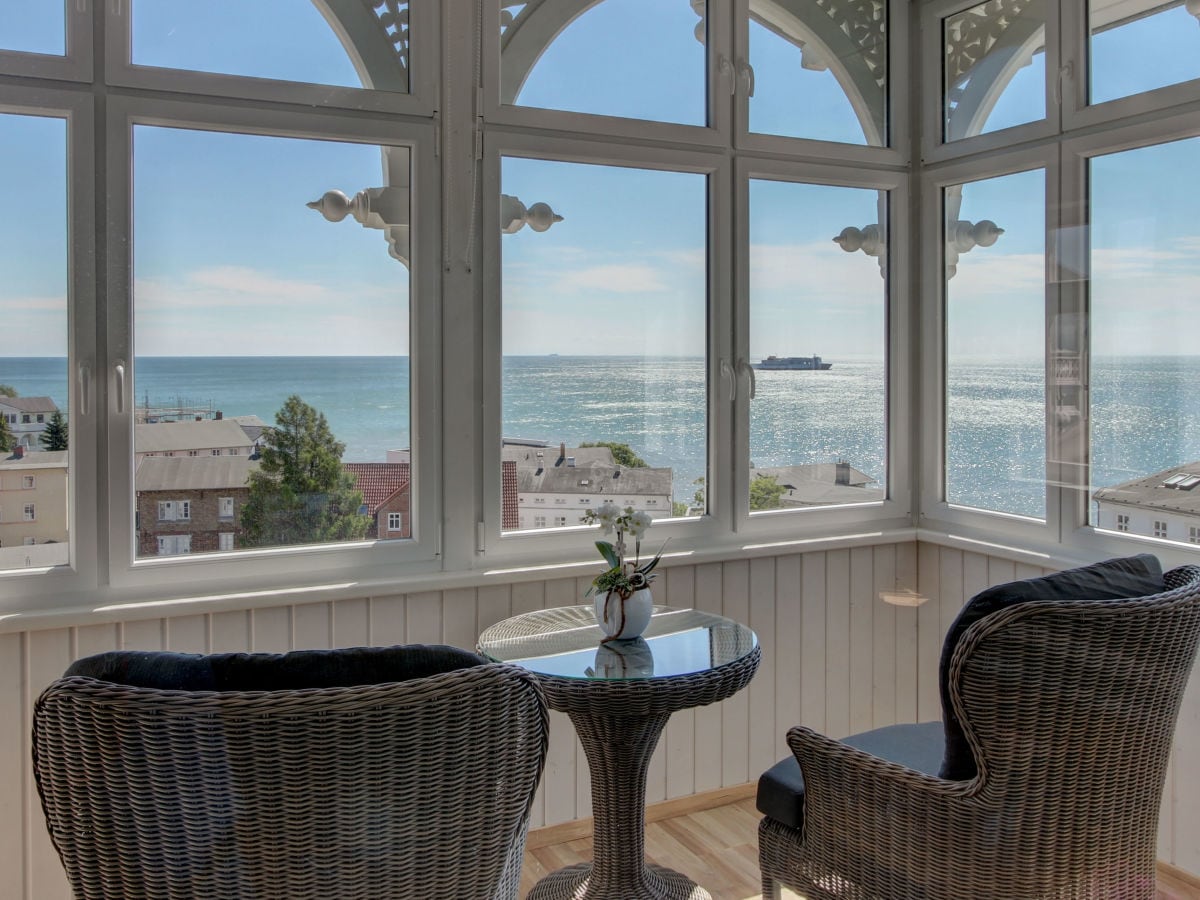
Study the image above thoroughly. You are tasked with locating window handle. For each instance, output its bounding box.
[77,364,90,417]
[720,358,736,400]
[717,55,736,96]
[114,361,126,414]
[737,358,756,400]
[1055,61,1074,106]
[737,59,755,98]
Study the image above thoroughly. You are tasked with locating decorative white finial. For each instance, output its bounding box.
[500,194,563,234]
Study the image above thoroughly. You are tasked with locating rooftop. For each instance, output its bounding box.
[135,455,259,491]
[1093,461,1200,516]
[135,419,259,453]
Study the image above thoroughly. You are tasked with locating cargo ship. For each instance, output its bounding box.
[752,355,832,371]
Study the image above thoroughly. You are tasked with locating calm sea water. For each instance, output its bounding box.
[3,355,1197,515]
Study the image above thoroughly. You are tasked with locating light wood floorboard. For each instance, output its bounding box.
[521,797,1200,899]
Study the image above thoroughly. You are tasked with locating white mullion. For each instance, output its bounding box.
[0,1,91,82]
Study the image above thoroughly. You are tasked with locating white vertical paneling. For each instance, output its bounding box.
[1173,662,1200,872]
[331,598,371,648]
[369,595,407,646]
[773,554,803,762]
[510,580,544,616]
[986,555,1017,589]
[475,584,511,639]
[165,614,208,653]
[938,549,965,642]
[74,624,119,661]
[693,562,723,792]
[747,556,777,780]
[720,559,750,786]
[251,605,292,652]
[825,550,851,738]
[439,588,476,650]
[209,611,251,652]
[893,541,920,723]
[542,578,581,822]
[800,552,827,733]
[962,551,989,603]
[871,544,897,730]
[292,602,332,649]
[663,564,697,799]
[916,542,942,722]
[26,629,73,900]
[404,592,442,645]
[848,547,875,736]
[0,633,24,900]
[121,617,164,650]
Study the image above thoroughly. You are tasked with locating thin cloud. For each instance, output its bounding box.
[553,263,671,294]
[0,295,66,311]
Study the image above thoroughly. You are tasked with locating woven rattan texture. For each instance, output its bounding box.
[760,566,1200,900]
[33,662,549,900]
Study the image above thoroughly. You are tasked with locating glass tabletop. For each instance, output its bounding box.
[477,605,758,681]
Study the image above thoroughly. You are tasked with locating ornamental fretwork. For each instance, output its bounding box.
[366,0,410,72]
[813,0,887,90]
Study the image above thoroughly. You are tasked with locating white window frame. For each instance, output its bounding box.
[388,512,403,532]
[22,476,35,490]
[218,532,234,552]
[23,504,36,521]
[0,3,92,82]
[218,497,234,520]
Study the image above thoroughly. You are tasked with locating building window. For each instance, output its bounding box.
[23,537,35,546]
[218,532,234,551]
[553,516,566,527]
[23,504,35,521]
[533,516,546,528]
[157,500,190,522]
[1116,514,1129,533]
[387,512,402,532]
[22,475,35,489]
[218,497,234,520]
[211,448,222,456]
[157,535,192,556]
[1190,526,1200,545]
[36,414,44,423]
[1154,520,1168,539]
[188,450,198,457]
[21,414,30,424]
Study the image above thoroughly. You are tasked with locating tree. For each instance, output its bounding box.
[0,385,16,398]
[240,395,369,547]
[580,441,647,468]
[41,410,68,451]
[750,474,786,511]
[0,415,12,454]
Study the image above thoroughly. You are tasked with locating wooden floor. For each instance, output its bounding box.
[521,797,1200,899]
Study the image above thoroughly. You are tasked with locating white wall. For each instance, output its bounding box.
[2,542,1197,898]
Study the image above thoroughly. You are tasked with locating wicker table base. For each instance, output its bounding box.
[526,711,710,900]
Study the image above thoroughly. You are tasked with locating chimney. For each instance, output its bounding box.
[13,446,24,459]
[215,410,223,420]
[835,459,851,486]
[567,456,575,467]
[559,442,566,461]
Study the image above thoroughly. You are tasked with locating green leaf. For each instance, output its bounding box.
[596,541,620,569]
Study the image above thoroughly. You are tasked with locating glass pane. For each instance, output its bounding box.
[500,0,706,126]
[0,112,70,570]
[943,0,1046,142]
[747,0,887,146]
[944,168,1046,518]
[500,158,706,532]
[0,1,65,56]
[1089,137,1200,545]
[1090,0,1200,105]
[748,180,887,512]
[132,127,411,557]
[131,0,409,93]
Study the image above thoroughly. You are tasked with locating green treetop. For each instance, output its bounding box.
[0,385,17,398]
[0,415,13,454]
[240,395,369,548]
[749,473,786,511]
[580,441,648,468]
[41,410,68,451]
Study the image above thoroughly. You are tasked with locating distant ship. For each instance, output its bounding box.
[753,355,832,371]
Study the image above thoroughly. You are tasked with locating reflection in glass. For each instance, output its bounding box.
[944,169,1045,518]
[1090,0,1200,105]
[0,3,64,56]
[132,0,410,92]
[0,113,70,570]
[748,179,888,512]
[500,157,706,531]
[748,0,887,146]
[132,127,411,557]
[1089,138,1200,545]
[943,0,1046,142]
[500,0,706,126]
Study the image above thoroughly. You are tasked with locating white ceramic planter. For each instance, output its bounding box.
[594,587,653,641]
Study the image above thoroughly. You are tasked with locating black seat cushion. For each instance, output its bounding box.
[65,644,486,692]
[757,721,944,830]
[938,553,1164,780]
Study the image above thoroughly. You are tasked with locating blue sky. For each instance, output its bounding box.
[1,0,1198,359]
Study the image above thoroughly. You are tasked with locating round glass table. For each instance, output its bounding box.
[478,605,760,900]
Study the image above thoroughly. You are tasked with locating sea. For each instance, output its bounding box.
[3,355,1198,517]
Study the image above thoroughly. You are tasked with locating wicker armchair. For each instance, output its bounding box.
[758,559,1200,900]
[33,644,549,900]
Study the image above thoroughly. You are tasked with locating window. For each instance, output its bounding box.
[553,516,567,527]
[1089,0,1200,106]
[157,500,190,522]
[21,415,30,424]
[1117,514,1130,533]
[23,504,35,521]
[211,449,222,456]
[188,450,198,457]
[22,476,35,490]
[1190,526,1199,545]
[218,497,234,520]
[533,516,546,528]
[1,4,65,56]
[36,413,44,423]
[218,532,234,551]
[23,537,35,546]
[388,512,402,532]
[1155,521,1169,539]
[156,535,192,556]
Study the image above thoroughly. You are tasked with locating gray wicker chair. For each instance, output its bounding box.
[758,560,1200,900]
[33,644,549,900]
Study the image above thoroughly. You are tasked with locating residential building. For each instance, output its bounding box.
[0,449,68,563]
[0,396,60,451]
[750,462,884,509]
[135,455,258,556]
[343,462,411,540]
[135,419,258,463]
[1093,462,1200,544]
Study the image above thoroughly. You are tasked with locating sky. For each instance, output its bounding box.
[1,0,1199,360]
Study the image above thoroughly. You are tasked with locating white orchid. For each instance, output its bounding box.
[627,510,653,538]
[581,503,667,600]
[593,500,621,533]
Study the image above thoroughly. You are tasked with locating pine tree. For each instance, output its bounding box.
[240,395,369,548]
[41,410,68,451]
[0,415,13,454]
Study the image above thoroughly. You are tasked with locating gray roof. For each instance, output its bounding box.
[0,450,68,470]
[751,464,885,507]
[1092,461,1200,516]
[135,455,260,492]
[0,396,59,413]
[227,415,267,442]
[135,419,257,453]
[503,444,615,467]
[517,460,672,496]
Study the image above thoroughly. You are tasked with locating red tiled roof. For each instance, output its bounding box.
[343,463,410,513]
[502,459,519,530]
